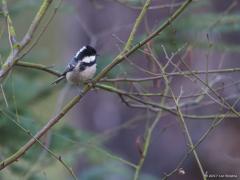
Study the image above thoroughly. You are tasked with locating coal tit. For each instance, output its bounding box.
[52,45,97,85]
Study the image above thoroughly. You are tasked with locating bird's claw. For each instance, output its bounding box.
[84,79,95,88]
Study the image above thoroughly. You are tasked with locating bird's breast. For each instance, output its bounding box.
[66,64,96,84]
[79,64,96,81]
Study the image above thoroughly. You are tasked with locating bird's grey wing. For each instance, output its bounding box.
[50,58,77,85]
[61,58,77,75]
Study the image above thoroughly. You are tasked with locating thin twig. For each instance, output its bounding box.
[16,61,61,76]
[103,67,240,82]
[162,96,240,179]
[170,88,206,180]
[123,0,152,51]
[2,0,18,48]
[179,58,240,118]
[0,84,8,107]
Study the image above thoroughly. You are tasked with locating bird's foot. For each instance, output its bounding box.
[84,79,95,88]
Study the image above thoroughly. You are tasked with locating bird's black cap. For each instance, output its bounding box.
[75,45,97,61]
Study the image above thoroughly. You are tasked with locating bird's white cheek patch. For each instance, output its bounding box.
[81,55,96,63]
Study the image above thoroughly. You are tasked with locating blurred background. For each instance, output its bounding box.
[1,0,240,179]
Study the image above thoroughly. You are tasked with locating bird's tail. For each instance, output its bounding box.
[50,76,65,85]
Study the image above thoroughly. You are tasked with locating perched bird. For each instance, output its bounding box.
[52,45,97,85]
